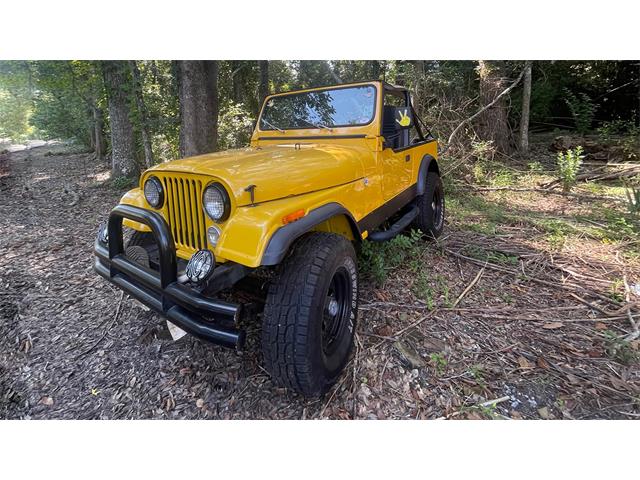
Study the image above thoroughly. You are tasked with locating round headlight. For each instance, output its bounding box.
[203,183,230,222]
[144,176,164,208]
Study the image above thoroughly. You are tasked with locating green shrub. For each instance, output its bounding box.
[556,146,584,193]
[217,102,255,150]
[597,119,639,160]
[564,89,596,135]
[359,229,423,285]
[624,181,640,217]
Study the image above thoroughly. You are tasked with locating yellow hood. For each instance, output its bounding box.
[147,143,368,206]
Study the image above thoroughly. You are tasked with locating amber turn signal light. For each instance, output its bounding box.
[282,209,305,224]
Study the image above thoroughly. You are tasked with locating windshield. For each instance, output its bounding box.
[259,84,377,131]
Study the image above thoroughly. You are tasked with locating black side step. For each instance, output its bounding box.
[368,205,418,242]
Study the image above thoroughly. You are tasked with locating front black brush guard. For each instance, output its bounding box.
[93,204,245,349]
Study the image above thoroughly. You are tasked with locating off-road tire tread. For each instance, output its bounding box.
[415,171,444,238]
[262,232,356,396]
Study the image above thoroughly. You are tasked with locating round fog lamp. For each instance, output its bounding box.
[208,226,221,246]
[185,250,215,284]
[98,222,109,243]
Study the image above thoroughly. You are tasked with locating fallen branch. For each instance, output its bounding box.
[623,275,640,341]
[452,266,485,308]
[541,166,640,189]
[75,291,125,359]
[468,185,624,203]
[444,248,626,309]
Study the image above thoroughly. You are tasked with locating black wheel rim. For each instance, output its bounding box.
[431,187,443,229]
[322,266,352,356]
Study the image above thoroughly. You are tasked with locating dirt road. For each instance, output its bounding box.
[1,144,638,419]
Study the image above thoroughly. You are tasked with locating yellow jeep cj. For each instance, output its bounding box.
[94,81,444,396]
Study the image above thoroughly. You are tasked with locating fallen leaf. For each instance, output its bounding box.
[196,398,204,408]
[538,407,550,419]
[39,396,54,406]
[536,356,550,369]
[587,348,603,358]
[542,322,564,329]
[510,410,524,419]
[374,290,388,302]
[374,325,393,337]
[517,356,534,369]
[594,322,608,330]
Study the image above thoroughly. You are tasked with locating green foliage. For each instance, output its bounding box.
[597,119,640,161]
[412,270,434,309]
[0,88,33,141]
[527,161,544,174]
[429,352,447,375]
[603,330,639,365]
[110,176,136,190]
[217,102,254,150]
[556,146,584,193]
[359,230,423,285]
[30,91,90,143]
[461,245,518,265]
[564,89,596,134]
[624,182,640,216]
[468,365,487,388]
[0,61,34,141]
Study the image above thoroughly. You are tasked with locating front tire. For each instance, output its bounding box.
[414,171,445,238]
[261,232,358,397]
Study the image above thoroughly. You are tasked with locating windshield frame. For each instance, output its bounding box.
[257,82,379,132]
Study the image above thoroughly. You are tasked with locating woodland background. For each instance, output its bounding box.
[1,60,640,420]
[1,60,639,175]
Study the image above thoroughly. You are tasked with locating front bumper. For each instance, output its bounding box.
[93,204,245,349]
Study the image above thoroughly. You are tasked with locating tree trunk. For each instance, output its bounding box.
[177,61,219,158]
[129,60,154,168]
[101,61,137,178]
[519,61,533,154]
[477,60,512,154]
[93,106,106,163]
[258,60,269,105]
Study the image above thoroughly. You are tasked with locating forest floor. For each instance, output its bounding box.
[1,137,639,419]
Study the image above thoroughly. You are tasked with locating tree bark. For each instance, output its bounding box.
[258,60,269,105]
[93,105,106,163]
[129,60,154,168]
[101,61,137,178]
[477,60,512,154]
[177,61,219,157]
[519,61,533,154]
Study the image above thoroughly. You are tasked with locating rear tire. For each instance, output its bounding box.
[261,232,358,397]
[414,171,445,239]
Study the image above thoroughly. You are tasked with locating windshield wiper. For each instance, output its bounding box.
[301,119,333,131]
[262,118,285,132]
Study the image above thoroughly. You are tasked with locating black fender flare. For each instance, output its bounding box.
[416,154,440,196]
[261,202,360,266]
